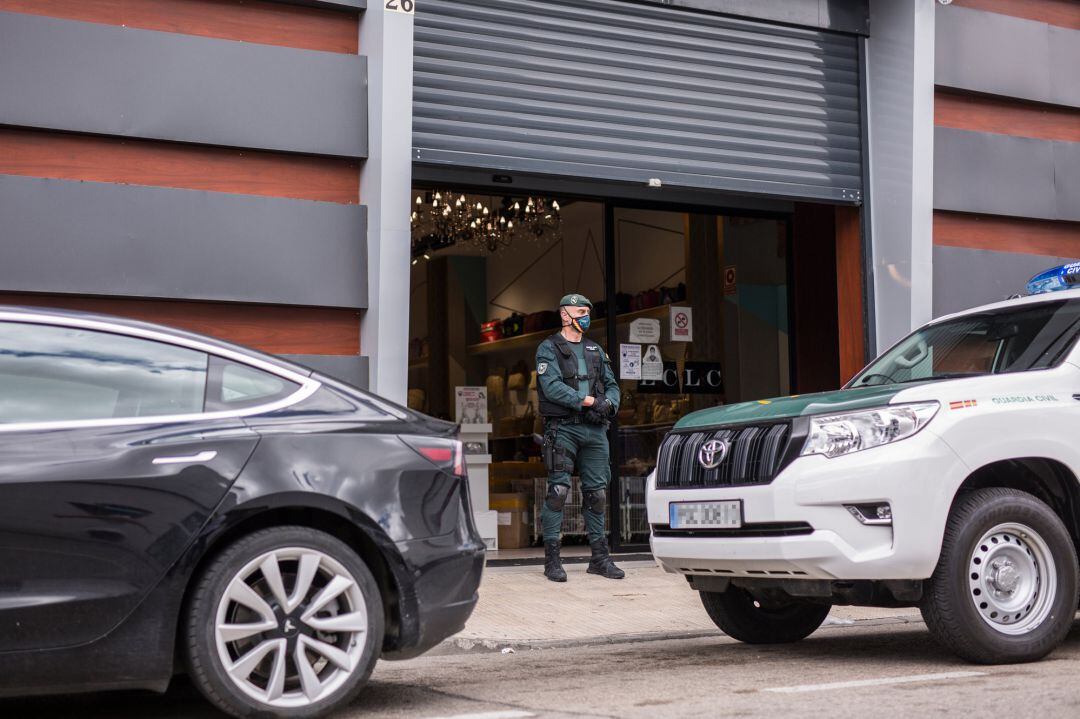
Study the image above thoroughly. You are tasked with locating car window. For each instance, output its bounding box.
[851,298,1080,387]
[0,322,208,424]
[205,357,300,412]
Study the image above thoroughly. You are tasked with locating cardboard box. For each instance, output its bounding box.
[490,492,531,549]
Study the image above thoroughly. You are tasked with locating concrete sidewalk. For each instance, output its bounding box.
[433,560,922,654]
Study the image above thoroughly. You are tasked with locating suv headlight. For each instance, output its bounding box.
[801,402,940,458]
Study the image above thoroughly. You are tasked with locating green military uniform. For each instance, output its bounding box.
[535,293,624,581]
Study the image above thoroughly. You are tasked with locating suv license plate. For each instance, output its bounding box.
[669,500,742,529]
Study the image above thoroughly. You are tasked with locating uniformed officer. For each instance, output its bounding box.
[535,293,624,582]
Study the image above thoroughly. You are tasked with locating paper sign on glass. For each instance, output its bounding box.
[619,343,642,380]
[628,318,661,344]
[641,344,663,381]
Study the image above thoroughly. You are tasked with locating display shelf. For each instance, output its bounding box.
[616,420,680,431]
[490,432,541,442]
[466,303,674,356]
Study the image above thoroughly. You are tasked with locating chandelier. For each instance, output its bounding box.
[411,190,562,262]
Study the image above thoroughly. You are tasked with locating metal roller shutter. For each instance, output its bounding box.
[413,0,863,203]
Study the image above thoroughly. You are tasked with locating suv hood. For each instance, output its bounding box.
[674,384,917,430]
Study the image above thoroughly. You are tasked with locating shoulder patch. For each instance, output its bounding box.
[537,361,548,375]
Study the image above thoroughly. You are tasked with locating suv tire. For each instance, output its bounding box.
[185,526,384,718]
[700,587,831,644]
[921,488,1078,664]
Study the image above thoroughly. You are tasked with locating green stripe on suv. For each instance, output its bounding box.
[674,384,911,430]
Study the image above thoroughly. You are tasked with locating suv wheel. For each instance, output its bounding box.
[185,526,384,718]
[700,587,831,644]
[921,488,1078,664]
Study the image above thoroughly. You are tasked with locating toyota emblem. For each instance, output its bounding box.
[698,439,728,470]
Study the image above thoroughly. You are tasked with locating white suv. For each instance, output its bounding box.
[647,268,1080,664]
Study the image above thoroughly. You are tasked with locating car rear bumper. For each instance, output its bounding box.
[381,532,485,660]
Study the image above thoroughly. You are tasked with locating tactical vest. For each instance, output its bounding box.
[537,332,606,418]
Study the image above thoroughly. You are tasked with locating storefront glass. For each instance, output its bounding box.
[610,208,790,545]
[408,188,790,550]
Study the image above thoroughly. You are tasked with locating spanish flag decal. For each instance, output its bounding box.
[949,399,977,410]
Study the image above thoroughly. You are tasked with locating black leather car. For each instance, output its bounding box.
[0,306,485,718]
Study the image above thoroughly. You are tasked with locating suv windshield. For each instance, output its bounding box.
[850,298,1080,387]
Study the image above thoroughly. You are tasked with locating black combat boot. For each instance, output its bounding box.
[587,537,625,579]
[544,539,567,582]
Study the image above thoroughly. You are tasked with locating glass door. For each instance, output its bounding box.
[605,205,792,550]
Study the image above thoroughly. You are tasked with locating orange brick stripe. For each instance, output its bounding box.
[951,0,1080,30]
[934,211,1080,258]
[0,294,361,356]
[935,89,1080,143]
[0,0,360,54]
[0,128,360,204]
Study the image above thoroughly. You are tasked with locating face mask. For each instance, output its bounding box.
[561,308,590,334]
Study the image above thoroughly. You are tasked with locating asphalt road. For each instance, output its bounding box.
[6,617,1080,718]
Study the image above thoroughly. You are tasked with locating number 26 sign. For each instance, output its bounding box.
[385,0,415,13]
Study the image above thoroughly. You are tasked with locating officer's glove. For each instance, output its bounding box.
[584,398,615,425]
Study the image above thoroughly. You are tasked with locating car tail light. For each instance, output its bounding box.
[402,437,466,478]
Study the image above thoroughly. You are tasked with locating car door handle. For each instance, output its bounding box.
[152,450,218,465]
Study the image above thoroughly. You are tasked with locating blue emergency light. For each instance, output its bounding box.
[1026,262,1080,295]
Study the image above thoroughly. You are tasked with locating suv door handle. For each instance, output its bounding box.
[152,450,218,465]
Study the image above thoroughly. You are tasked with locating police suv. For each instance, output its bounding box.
[647,263,1080,663]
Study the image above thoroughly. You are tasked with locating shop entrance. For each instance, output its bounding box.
[407,186,842,554]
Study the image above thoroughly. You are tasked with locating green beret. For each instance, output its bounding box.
[558,293,593,309]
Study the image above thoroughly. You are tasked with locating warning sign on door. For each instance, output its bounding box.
[670,306,693,342]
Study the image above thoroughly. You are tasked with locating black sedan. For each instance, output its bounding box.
[0,306,485,717]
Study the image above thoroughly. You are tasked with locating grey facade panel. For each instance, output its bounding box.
[935,5,1080,109]
[933,128,1080,222]
[0,11,367,158]
[1049,26,1080,109]
[0,175,368,309]
[414,0,863,203]
[1055,141,1080,220]
[933,246,1078,318]
[635,0,869,35]
[282,355,370,390]
[271,0,365,9]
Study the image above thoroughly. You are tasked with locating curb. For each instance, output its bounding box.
[427,615,924,657]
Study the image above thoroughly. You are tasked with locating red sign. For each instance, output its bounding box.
[723,266,737,295]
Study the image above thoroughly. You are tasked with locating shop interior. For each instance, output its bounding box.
[408,186,840,553]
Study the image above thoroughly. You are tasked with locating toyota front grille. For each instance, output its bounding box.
[655,422,795,489]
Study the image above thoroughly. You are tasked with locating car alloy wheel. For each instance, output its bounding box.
[968,523,1056,635]
[214,547,370,709]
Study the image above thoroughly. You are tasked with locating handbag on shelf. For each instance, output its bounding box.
[517,402,536,435]
[524,310,559,334]
[495,413,518,438]
[486,368,506,407]
[502,312,525,338]
[480,319,504,343]
[507,360,529,391]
